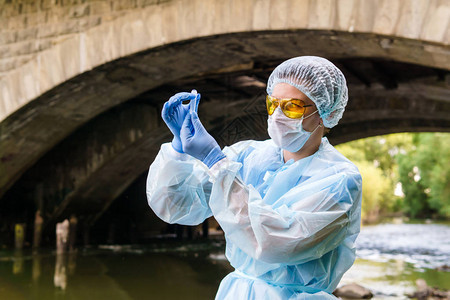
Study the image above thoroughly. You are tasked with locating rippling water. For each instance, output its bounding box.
[355,223,450,270]
[0,222,448,299]
[340,222,450,299]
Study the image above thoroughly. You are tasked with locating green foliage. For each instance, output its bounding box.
[356,161,392,222]
[337,132,450,221]
[338,133,413,176]
[397,133,450,218]
[397,154,429,217]
[337,134,412,221]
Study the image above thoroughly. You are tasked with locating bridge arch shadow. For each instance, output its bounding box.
[0,30,449,245]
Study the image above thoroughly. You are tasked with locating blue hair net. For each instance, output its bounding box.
[266,56,348,128]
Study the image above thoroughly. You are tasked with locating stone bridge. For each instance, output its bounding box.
[0,0,449,243]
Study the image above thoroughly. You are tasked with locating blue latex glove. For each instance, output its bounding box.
[161,92,200,153]
[180,110,226,168]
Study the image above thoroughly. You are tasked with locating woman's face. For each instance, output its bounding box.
[271,83,323,132]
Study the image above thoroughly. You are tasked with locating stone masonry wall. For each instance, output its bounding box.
[0,0,167,73]
[0,0,449,121]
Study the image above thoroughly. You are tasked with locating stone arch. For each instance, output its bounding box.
[0,0,449,233]
[1,0,448,120]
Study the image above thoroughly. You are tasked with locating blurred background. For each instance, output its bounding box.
[0,0,449,299]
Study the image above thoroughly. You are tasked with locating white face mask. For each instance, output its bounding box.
[267,108,322,152]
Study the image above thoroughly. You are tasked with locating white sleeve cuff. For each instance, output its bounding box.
[208,157,230,183]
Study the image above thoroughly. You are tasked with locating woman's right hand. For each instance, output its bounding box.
[161,92,200,153]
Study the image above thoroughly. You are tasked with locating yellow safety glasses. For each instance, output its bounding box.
[266,95,313,119]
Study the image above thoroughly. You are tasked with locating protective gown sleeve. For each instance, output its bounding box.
[208,155,362,265]
[146,143,213,225]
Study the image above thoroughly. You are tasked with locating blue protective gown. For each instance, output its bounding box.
[146,138,362,299]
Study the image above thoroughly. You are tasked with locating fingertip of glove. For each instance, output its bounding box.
[161,102,169,117]
[195,94,200,111]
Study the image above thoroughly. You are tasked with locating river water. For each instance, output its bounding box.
[0,222,448,299]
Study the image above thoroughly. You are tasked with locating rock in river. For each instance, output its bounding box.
[334,283,373,299]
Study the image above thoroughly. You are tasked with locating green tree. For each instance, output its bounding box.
[357,161,392,222]
[397,153,429,217]
[337,132,450,220]
[397,133,450,218]
[338,133,413,177]
[337,133,413,218]
[337,141,393,222]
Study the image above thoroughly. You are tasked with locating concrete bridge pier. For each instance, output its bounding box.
[69,215,77,252]
[32,210,43,251]
[56,219,69,254]
[14,223,25,250]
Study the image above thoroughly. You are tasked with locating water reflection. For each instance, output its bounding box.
[0,223,448,299]
[0,243,232,300]
[32,254,41,281]
[54,253,67,290]
[52,252,79,291]
[12,250,24,275]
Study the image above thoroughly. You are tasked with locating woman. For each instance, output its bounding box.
[146,56,362,299]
